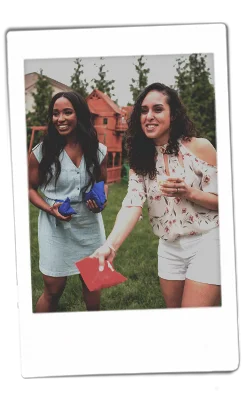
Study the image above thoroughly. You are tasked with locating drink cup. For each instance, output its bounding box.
[157,174,169,189]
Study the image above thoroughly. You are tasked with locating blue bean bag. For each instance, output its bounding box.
[84,181,107,211]
[55,197,77,216]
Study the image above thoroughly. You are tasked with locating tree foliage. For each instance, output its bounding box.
[91,58,116,98]
[173,54,216,147]
[129,55,150,104]
[70,58,89,98]
[26,69,53,148]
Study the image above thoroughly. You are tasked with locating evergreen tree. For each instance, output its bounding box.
[26,69,53,147]
[70,58,89,98]
[129,55,150,104]
[91,59,115,98]
[173,54,216,147]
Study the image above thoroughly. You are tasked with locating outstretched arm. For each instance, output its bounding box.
[91,206,142,267]
[91,168,146,266]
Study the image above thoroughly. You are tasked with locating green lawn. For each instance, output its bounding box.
[29,181,165,312]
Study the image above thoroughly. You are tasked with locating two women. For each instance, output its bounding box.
[29,83,220,311]
[92,83,220,308]
[29,91,108,312]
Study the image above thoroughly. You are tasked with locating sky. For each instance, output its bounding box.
[25,53,214,107]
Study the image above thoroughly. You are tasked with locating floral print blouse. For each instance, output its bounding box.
[122,140,219,242]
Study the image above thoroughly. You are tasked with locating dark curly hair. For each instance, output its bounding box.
[126,82,197,179]
[38,91,101,192]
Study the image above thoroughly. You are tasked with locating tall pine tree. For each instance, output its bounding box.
[129,55,150,104]
[26,69,53,147]
[70,58,89,98]
[91,59,116,99]
[173,54,216,147]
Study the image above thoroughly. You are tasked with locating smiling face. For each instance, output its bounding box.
[140,90,171,145]
[52,97,77,137]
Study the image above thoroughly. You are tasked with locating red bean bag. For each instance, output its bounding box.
[75,257,127,292]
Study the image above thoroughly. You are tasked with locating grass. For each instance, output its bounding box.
[30,181,165,312]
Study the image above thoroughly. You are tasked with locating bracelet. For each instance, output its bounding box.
[106,240,116,253]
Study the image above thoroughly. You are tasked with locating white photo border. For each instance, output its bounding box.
[7,24,239,378]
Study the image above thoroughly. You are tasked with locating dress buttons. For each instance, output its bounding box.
[77,172,79,174]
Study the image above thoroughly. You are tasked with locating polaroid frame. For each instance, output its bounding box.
[7,24,238,378]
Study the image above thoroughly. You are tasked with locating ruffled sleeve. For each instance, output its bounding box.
[122,173,147,208]
[32,142,43,163]
[200,163,218,195]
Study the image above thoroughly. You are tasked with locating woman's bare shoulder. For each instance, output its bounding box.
[183,137,217,166]
[28,151,40,168]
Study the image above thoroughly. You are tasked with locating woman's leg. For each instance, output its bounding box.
[181,278,221,307]
[79,275,101,311]
[158,239,186,308]
[159,278,185,308]
[35,274,67,313]
[182,228,221,307]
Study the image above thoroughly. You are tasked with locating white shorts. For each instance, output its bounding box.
[157,227,221,285]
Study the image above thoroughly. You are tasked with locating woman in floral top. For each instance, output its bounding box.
[91,83,220,308]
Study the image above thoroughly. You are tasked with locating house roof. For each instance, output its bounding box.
[121,106,133,122]
[86,89,122,115]
[25,75,126,117]
[121,105,133,115]
[25,72,72,92]
[87,102,99,115]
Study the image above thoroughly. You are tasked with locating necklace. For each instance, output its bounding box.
[159,144,168,154]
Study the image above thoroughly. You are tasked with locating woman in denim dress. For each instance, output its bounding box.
[29,91,108,312]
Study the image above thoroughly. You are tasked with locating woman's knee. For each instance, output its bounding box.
[159,278,185,308]
[181,278,221,307]
[42,275,67,301]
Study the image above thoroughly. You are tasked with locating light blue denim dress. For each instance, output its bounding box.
[32,142,107,277]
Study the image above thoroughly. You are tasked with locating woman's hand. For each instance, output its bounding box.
[49,202,72,221]
[86,199,107,213]
[159,177,193,199]
[160,177,218,210]
[90,243,115,268]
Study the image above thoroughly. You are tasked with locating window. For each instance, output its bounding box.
[114,153,121,166]
[103,118,108,125]
[107,152,113,168]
